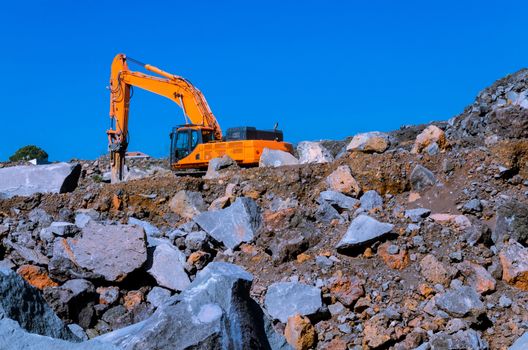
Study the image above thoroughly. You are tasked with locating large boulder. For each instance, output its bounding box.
[265,282,322,323]
[49,222,147,282]
[0,162,81,199]
[346,131,390,153]
[194,197,261,250]
[96,262,290,350]
[297,141,334,164]
[510,332,528,350]
[147,243,190,292]
[0,267,78,341]
[336,215,394,253]
[168,190,206,220]
[259,148,299,167]
[499,241,528,291]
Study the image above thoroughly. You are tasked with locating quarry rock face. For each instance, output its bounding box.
[0,162,81,199]
[4,69,528,348]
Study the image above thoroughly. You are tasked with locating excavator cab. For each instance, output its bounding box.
[169,125,214,164]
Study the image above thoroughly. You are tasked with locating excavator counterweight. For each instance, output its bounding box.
[107,54,292,182]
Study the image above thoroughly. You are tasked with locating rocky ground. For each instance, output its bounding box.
[2,69,528,349]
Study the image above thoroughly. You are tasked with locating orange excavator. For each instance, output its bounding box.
[107,53,293,182]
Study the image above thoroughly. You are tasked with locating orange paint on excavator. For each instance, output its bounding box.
[107,53,292,182]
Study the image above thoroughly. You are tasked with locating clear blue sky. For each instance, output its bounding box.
[1,1,527,161]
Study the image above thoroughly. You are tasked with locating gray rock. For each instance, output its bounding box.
[315,201,343,224]
[264,282,322,323]
[425,142,440,155]
[5,240,49,265]
[0,267,78,341]
[429,329,488,350]
[146,287,172,308]
[74,209,100,228]
[49,222,147,282]
[297,141,334,164]
[410,165,437,191]
[204,155,237,179]
[316,255,334,269]
[499,295,512,308]
[359,190,383,211]
[318,190,359,210]
[29,208,53,227]
[435,285,485,318]
[147,243,190,292]
[259,148,299,167]
[463,220,492,246]
[0,318,116,350]
[0,162,81,199]
[194,197,261,250]
[267,228,320,264]
[493,199,528,246]
[128,217,160,237]
[68,324,89,341]
[405,208,431,222]
[168,190,206,220]
[510,332,528,350]
[184,230,208,251]
[43,279,96,327]
[96,262,289,350]
[336,215,394,253]
[40,222,78,242]
[463,199,483,214]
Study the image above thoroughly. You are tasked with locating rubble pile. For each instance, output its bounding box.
[2,69,528,349]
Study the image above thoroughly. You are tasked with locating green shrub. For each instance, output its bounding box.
[9,145,48,162]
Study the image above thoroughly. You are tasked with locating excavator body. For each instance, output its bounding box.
[169,125,293,170]
[107,53,293,182]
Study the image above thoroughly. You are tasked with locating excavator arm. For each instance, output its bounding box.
[107,53,222,182]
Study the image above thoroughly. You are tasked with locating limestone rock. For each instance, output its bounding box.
[420,254,453,285]
[0,162,81,199]
[265,282,322,323]
[346,131,390,153]
[410,164,437,191]
[284,314,316,350]
[499,241,528,291]
[204,155,237,179]
[411,125,447,154]
[194,197,261,250]
[168,190,206,220]
[49,222,147,282]
[325,165,361,196]
[336,215,394,253]
[147,243,190,292]
[297,141,334,164]
[259,148,299,167]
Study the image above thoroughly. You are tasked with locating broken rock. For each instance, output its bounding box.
[499,241,528,291]
[168,190,206,220]
[147,243,190,292]
[259,148,299,167]
[346,131,390,153]
[410,164,437,191]
[336,215,394,253]
[297,141,334,164]
[411,125,447,154]
[420,254,453,285]
[17,264,58,290]
[325,165,361,196]
[203,155,237,179]
[265,282,322,323]
[49,222,147,282]
[435,285,485,318]
[284,314,316,350]
[0,162,81,199]
[194,197,261,250]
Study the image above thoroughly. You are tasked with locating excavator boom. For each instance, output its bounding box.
[107,54,221,182]
[106,53,292,183]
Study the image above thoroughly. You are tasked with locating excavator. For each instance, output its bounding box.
[107,53,293,183]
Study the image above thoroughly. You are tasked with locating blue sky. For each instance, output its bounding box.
[0,1,527,161]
